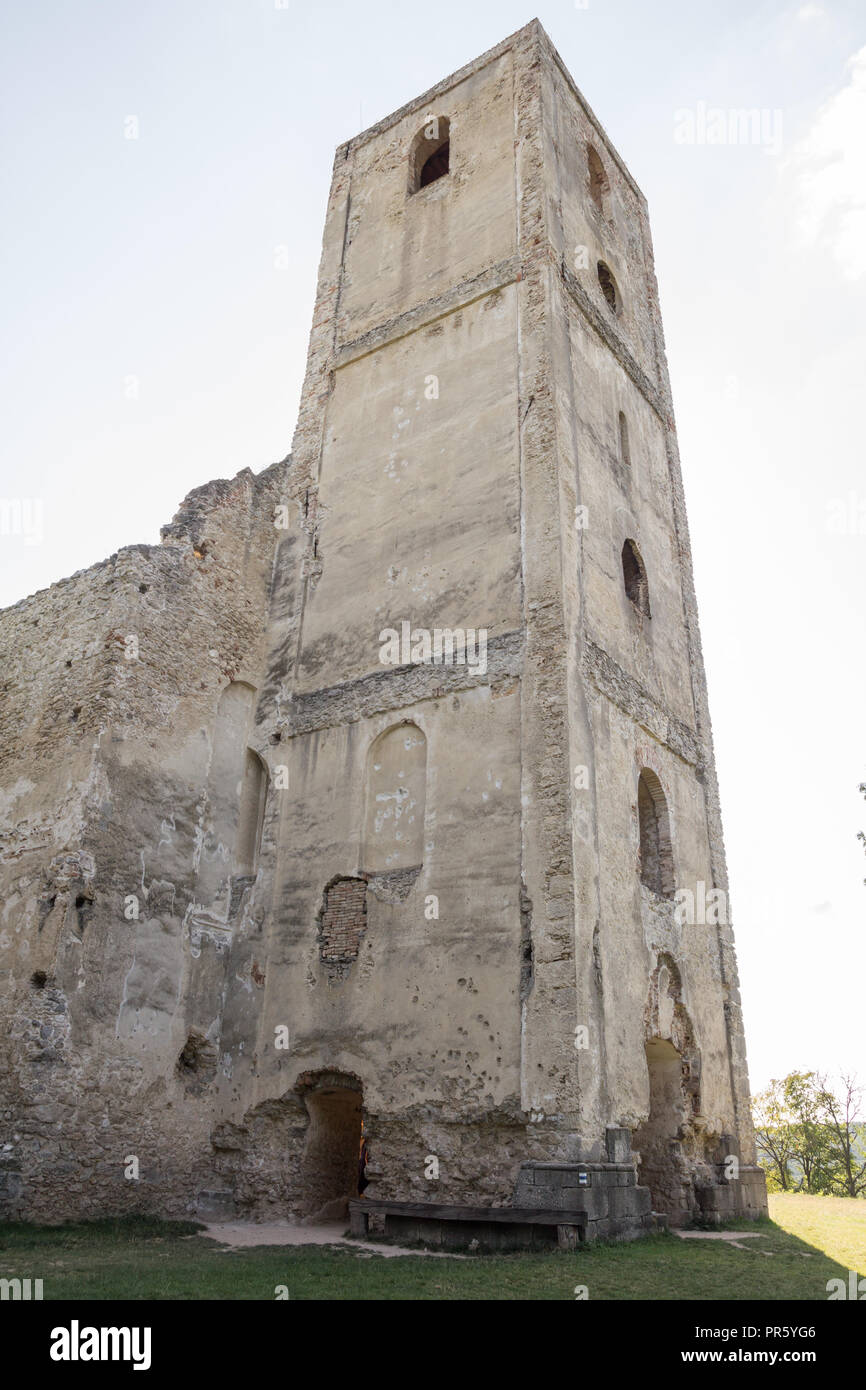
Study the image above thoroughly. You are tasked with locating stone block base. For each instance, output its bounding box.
[513,1160,655,1241]
[695,1165,768,1223]
[193,1189,237,1220]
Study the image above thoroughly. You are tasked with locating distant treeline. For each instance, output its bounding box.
[751,1072,866,1197]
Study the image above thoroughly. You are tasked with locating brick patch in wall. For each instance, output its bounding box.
[317,876,368,968]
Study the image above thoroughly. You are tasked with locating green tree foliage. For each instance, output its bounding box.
[816,1074,866,1199]
[752,1076,798,1191]
[752,1072,864,1197]
[786,1072,839,1193]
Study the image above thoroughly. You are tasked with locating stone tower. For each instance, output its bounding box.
[0,20,766,1237]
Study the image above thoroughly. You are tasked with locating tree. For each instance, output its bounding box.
[752,1072,850,1195]
[817,1073,866,1199]
[785,1072,838,1193]
[752,1078,797,1191]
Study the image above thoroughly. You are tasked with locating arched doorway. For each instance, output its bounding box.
[632,1038,693,1220]
[632,954,703,1223]
[296,1071,364,1222]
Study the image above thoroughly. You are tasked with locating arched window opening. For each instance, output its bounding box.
[235,748,268,878]
[196,680,268,910]
[420,140,449,186]
[198,681,256,898]
[361,722,427,874]
[597,260,620,314]
[622,539,650,618]
[618,410,631,467]
[638,770,674,897]
[409,116,450,193]
[587,144,609,211]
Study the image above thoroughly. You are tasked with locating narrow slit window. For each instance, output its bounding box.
[622,539,650,618]
[587,144,609,211]
[597,260,620,314]
[618,411,631,466]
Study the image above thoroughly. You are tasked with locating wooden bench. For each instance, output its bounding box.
[349,1198,588,1250]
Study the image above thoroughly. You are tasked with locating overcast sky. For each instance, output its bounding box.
[1,0,864,1094]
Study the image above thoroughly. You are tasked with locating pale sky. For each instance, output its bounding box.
[1,0,864,1094]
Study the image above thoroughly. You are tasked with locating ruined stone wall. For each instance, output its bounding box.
[0,18,764,1227]
[0,461,287,1219]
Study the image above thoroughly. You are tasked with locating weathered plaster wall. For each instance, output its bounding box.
[298,287,521,692]
[337,51,516,341]
[0,462,286,1218]
[231,688,523,1189]
[0,18,764,1227]
[539,29,760,1189]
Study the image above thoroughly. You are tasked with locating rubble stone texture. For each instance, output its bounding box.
[0,20,767,1234]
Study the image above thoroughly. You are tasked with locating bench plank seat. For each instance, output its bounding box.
[349,1198,586,1226]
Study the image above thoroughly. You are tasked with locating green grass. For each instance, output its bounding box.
[1,1199,863,1299]
[769,1193,866,1277]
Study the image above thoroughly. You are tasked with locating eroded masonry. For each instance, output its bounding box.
[0,20,767,1243]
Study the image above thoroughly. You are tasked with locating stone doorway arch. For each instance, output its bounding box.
[633,1037,693,1220]
[296,1070,364,1223]
[632,955,702,1223]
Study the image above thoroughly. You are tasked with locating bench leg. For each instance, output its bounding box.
[557,1224,581,1251]
[349,1206,368,1237]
